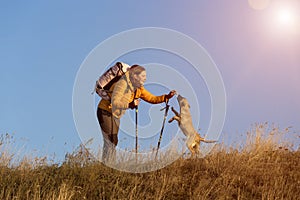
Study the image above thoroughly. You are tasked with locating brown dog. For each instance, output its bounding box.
[168,95,216,155]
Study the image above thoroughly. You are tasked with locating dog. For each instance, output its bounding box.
[168,95,217,156]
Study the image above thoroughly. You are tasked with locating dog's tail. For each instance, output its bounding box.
[196,134,218,144]
[200,138,217,143]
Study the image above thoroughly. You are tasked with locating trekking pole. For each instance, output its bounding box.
[135,105,138,162]
[155,99,170,159]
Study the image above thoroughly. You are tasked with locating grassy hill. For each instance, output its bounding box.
[1,124,299,200]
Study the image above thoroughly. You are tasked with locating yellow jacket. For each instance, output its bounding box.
[98,71,167,118]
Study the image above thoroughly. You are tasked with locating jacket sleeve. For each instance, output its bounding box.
[140,87,166,104]
[111,79,130,109]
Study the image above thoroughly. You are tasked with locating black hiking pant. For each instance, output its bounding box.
[97,108,120,164]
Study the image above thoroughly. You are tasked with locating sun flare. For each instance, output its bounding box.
[261,0,300,36]
[279,10,295,26]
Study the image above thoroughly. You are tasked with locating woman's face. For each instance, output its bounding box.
[133,71,147,88]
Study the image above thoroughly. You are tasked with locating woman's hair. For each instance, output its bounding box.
[130,65,145,75]
[129,64,145,79]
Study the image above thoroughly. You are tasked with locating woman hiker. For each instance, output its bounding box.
[97,64,176,164]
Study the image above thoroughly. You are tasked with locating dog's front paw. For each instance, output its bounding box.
[168,117,174,123]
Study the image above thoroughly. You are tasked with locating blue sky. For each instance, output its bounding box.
[1,1,299,161]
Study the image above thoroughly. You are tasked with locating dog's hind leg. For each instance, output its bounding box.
[187,144,199,159]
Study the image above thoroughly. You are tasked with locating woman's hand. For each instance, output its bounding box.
[165,90,177,100]
[129,99,140,109]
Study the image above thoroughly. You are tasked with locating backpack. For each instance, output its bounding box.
[93,62,131,100]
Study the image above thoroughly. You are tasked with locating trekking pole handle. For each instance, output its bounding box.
[134,98,140,108]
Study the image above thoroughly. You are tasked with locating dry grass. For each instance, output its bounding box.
[1,123,299,200]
